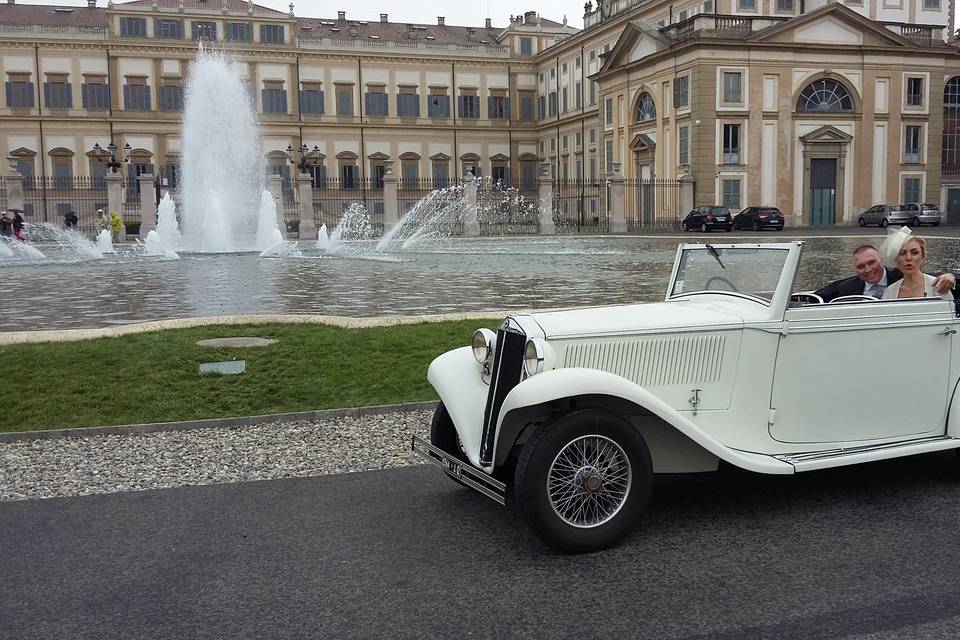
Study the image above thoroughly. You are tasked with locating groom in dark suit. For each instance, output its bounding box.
[815,244,955,301]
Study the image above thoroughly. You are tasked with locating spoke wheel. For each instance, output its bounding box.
[514,409,652,553]
[547,435,631,528]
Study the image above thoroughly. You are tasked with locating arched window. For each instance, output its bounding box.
[796,78,854,112]
[635,92,656,123]
[942,77,960,170]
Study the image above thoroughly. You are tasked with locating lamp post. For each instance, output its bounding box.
[94,142,123,174]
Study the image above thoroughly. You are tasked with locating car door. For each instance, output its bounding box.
[769,298,955,444]
[862,206,877,225]
[735,207,751,229]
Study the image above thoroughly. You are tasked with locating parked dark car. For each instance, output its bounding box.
[682,206,733,232]
[732,206,784,231]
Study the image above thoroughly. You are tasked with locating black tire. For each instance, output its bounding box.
[752,219,760,231]
[682,220,689,231]
[858,217,866,227]
[776,225,784,231]
[513,409,653,553]
[725,225,732,232]
[881,219,889,228]
[912,217,921,227]
[700,222,709,232]
[934,221,941,227]
[430,402,470,488]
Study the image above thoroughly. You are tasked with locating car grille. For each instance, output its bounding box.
[479,319,527,466]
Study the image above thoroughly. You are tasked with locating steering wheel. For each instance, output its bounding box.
[705,276,738,292]
[828,294,878,304]
[790,292,824,306]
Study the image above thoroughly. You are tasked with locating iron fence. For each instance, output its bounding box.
[477,179,541,235]
[311,178,384,234]
[624,179,683,231]
[0,177,6,211]
[553,180,607,234]
[21,177,109,234]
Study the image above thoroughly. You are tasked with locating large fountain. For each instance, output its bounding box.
[177,47,283,253]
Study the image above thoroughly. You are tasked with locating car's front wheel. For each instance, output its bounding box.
[881,219,889,227]
[752,219,760,231]
[430,402,470,488]
[858,217,866,227]
[700,222,709,232]
[681,220,689,231]
[513,409,653,553]
[912,216,921,227]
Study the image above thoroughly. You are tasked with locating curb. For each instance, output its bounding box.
[0,400,439,443]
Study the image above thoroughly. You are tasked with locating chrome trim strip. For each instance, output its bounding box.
[411,436,507,505]
[774,436,958,471]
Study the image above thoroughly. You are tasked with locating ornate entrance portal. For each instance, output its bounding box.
[800,125,852,226]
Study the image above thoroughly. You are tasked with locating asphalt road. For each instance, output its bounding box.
[3,454,960,640]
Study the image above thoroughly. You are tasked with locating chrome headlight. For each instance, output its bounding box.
[523,338,546,377]
[472,328,496,364]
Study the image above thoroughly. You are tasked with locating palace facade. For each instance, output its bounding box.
[0,0,957,226]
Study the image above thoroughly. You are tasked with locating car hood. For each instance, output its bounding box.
[530,298,745,339]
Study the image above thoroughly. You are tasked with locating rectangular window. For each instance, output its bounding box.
[903,177,921,203]
[259,24,284,44]
[299,83,324,114]
[673,76,689,109]
[428,91,450,118]
[520,92,535,120]
[605,139,614,172]
[458,94,480,118]
[722,123,741,164]
[159,84,183,112]
[605,97,613,124]
[123,78,151,111]
[365,88,388,117]
[704,0,714,11]
[561,88,568,113]
[575,132,582,148]
[678,10,688,20]
[906,77,924,107]
[226,22,252,42]
[262,82,287,114]
[562,135,569,151]
[904,125,922,163]
[192,21,218,40]
[722,178,741,208]
[575,82,582,109]
[923,0,940,8]
[562,63,568,75]
[678,125,689,164]
[776,0,794,9]
[91,160,108,188]
[433,161,449,186]
[52,158,72,188]
[590,128,596,144]
[336,85,353,116]
[397,88,420,118]
[340,163,357,189]
[401,160,419,189]
[590,80,597,105]
[538,95,546,119]
[119,16,147,37]
[548,91,557,116]
[738,0,757,9]
[44,75,72,109]
[164,162,180,190]
[488,94,509,119]
[81,78,109,110]
[723,72,742,103]
[156,19,183,39]
[520,37,532,55]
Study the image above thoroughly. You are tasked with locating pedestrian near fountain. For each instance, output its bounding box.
[110,211,122,242]
[0,211,11,237]
[64,210,78,229]
[96,208,108,231]
[11,210,24,241]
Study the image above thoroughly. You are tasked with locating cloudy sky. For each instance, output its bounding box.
[16,0,592,28]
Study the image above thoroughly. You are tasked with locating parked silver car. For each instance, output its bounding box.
[858,204,912,227]
[902,203,942,227]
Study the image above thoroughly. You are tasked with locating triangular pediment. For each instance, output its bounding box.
[598,20,670,74]
[367,152,390,161]
[630,133,656,151]
[799,125,854,144]
[749,3,916,48]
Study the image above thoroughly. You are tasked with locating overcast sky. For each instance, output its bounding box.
[18,0,590,28]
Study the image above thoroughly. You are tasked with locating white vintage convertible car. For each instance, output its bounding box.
[412,242,960,552]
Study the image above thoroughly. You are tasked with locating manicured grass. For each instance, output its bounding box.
[0,320,495,432]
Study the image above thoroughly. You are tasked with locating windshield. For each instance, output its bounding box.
[921,204,940,211]
[710,207,730,215]
[671,246,789,302]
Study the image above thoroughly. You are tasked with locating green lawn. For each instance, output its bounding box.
[0,320,494,432]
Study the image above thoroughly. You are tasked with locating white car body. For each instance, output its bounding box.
[413,241,960,551]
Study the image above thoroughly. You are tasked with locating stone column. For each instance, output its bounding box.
[537,162,556,235]
[679,172,695,222]
[138,173,157,238]
[106,173,125,241]
[382,160,399,236]
[268,174,286,238]
[462,171,480,237]
[297,173,315,240]
[3,163,24,213]
[609,164,627,234]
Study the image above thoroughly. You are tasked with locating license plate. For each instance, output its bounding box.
[441,458,462,476]
[716,217,727,221]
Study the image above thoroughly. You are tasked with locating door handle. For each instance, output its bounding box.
[939,327,957,336]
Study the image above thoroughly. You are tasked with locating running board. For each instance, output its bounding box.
[774,436,960,472]
[411,436,507,505]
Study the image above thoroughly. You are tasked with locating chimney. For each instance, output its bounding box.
[485,17,492,29]
[437,16,445,25]
[380,13,388,22]
[337,10,346,20]
[524,11,537,24]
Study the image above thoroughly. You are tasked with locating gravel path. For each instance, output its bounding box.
[0,410,432,502]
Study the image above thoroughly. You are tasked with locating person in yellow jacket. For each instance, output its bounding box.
[110,211,122,242]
